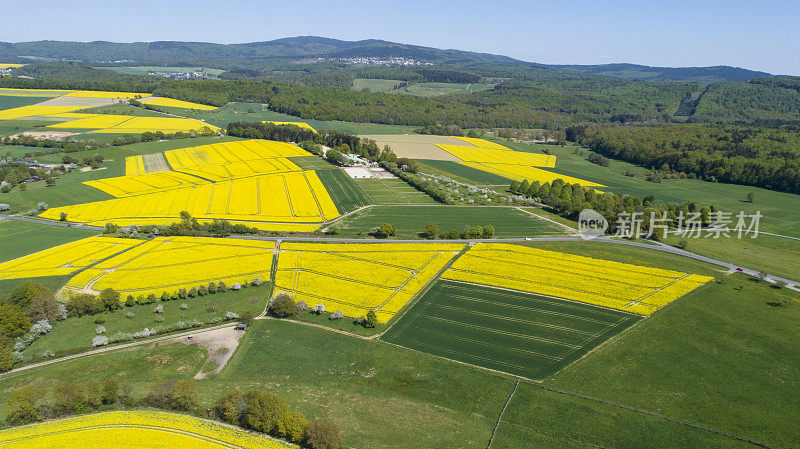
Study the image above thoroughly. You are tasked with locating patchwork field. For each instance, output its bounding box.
[382,280,641,379]
[0,410,296,448]
[0,236,140,281]
[360,134,464,161]
[443,243,713,315]
[315,168,372,213]
[39,139,341,230]
[436,137,603,187]
[274,242,464,322]
[63,236,273,296]
[0,88,220,133]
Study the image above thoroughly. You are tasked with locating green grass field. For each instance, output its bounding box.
[315,168,372,214]
[215,318,512,449]
[0,219,97,263]
[0,343,206,419]
[354,178,437,204]
[382,280,641,379]
[333,205,571,238]
[416,159,513,186]
[0,95,54,110]
[0,119,64,137]
[541,274,800,449]
[399,82,495,97]
[351,78,406,93]
[20,284,269,363]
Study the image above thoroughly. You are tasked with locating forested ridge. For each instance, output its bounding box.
[570,123,800,194]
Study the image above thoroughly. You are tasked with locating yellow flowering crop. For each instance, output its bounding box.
[40,139,337,229]
[64,236,274,296]
[63,90,150,98]
[0,410,297,448]
[0,237,141,280]
[0,105,86,120]
[274,242,464,322]
[124,155,146,176]
[85,171,206,197]
[45,113,220,134]
[0,63,25,69]
[442,243,713,315]
[263,121,317,132]
[435,137,604,187]
[141,97,219,110]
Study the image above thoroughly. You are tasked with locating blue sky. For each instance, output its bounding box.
[2,0,798,75]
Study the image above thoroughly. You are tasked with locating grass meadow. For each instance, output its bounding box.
[333,205,570,238]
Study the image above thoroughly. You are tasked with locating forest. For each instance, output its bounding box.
[569,123,800,194]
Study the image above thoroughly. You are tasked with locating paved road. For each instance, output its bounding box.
[0,214,104,231]
[4,212,796,288]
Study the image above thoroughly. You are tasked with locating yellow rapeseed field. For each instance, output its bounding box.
[64,237,274,296]
[39,139,337,229]
[436,137,603,187]
[0,105,85,120]
[125,155,146,176]
[441,243,712,315]
[45,113,220,134]
[41,170,340,226]
[263,121,317,132]
[0,237,141,280]
[85,171,206,197]
[63,90,150,98]
[0,410,297,448]
[0,63,25,69]
[0,88,70,97]
[274,243,464,322]
[141,97,219,110]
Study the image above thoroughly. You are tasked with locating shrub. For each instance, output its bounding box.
[37,202,48,211]
[125,295,135,307]
[180,303,188,310]
[296,300,308,312]
[0,346,15,372]
[270,293,297,318]
[125,311,135,319]
[30,319,52,335]
[217,281,227,291]
[252,277,263,286]
[212,389,247,424]
[101,378,119,404]
[243,391,287,434]
[160,292,170,301]
[154,304,164,314]
[225,311,240,320]
[278,410,309,443]
[312,303,325,315]
[91,335,109,347]
[330,310,343,320]
[95,325,106,335]
[178,288,188,299]
[306,418,343,449]
[230,282,241,291]
[364,310,379,328]
[208,282,217,294]
[198,285,208,296]
[188,288,198,298]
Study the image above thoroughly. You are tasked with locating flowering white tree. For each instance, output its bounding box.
[92,336,109,347]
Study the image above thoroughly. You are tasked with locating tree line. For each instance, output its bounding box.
[567,123,800,194]
[6,377,343,449]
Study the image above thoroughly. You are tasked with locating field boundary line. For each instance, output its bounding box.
[497,421,607,448]
[377,243,471,337]
[515,206,579,235]
[487,379,519,448]
[525,382,776,449]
